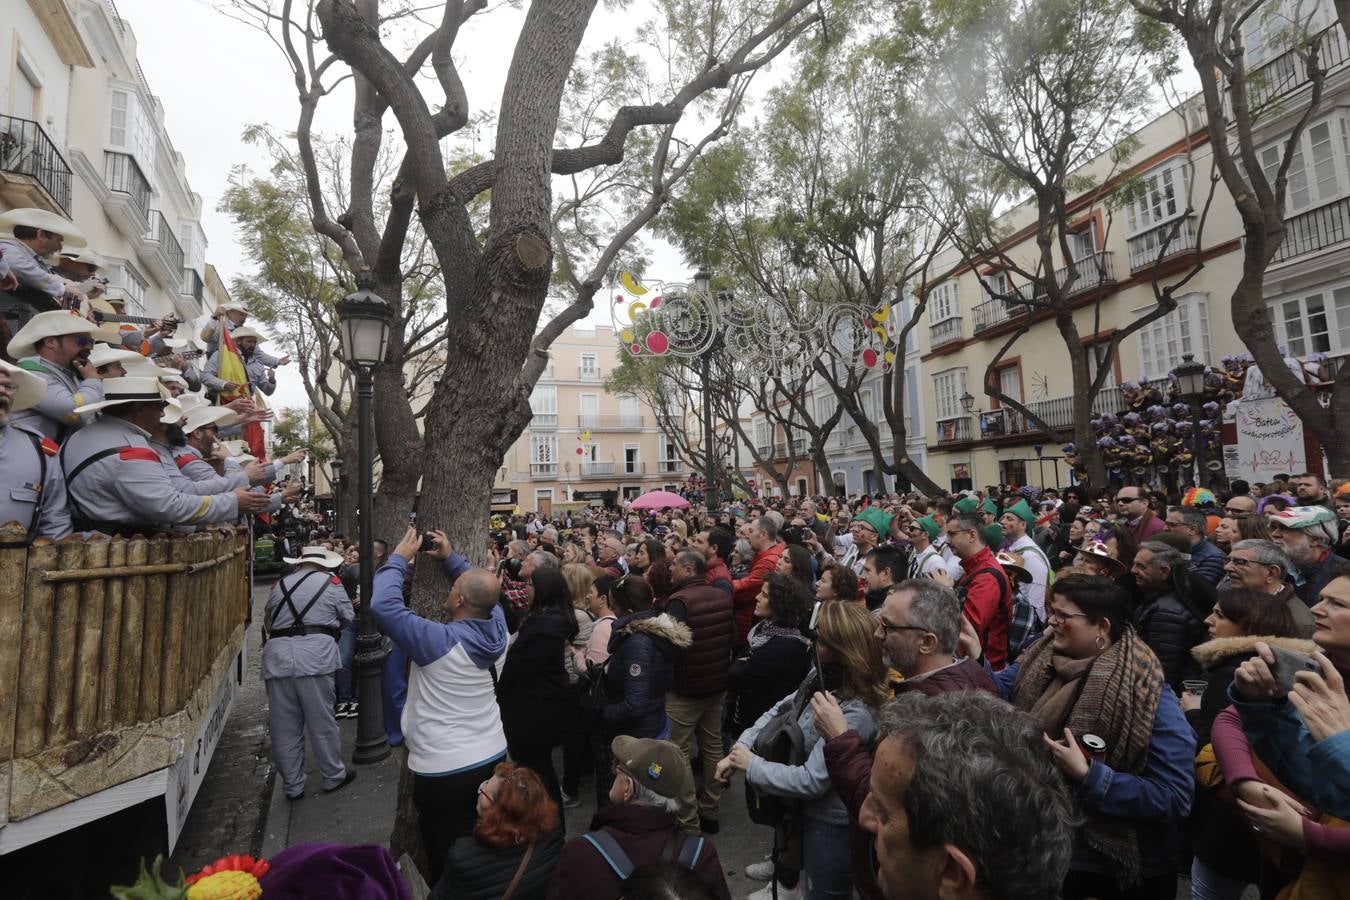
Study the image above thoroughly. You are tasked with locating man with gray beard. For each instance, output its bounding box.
[808,580,998,899]
[0,360,70,542]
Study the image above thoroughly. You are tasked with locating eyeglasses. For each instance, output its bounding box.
[1164,520,1188,530]
[1226,556,1273,570]
[876,617,930,637]
[1115,495,1141,504]
[1046,606,1091,623]
[1224,507,1252,517]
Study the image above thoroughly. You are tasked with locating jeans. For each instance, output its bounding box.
[335,620,356,703]
[666,690,726,831]
[1190,857,1252,900]
[802,817,853,900]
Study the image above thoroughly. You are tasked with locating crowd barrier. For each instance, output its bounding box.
[0,525,249,825]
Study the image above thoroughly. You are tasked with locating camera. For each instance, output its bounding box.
[419,533,439,553]
[781,526,808,546]
[499,557,523,579]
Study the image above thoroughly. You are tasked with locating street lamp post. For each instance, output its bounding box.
[336,284,393,766]
[960,391,977,490]
[331,456,344,532]
[1173,353,1208,489]
[693,268,719,512]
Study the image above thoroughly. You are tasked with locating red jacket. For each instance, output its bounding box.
[957,546,1012,671]
[731,543,784,643]
[823,659,998,900]
[705,556,734,599]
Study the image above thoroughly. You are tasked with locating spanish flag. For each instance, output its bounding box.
[216,327,267,461]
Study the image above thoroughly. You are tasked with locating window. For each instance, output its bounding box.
[624,445,640,474]
[618,395,639,426]
[933,368,967,420]
[1135,294,1212,381]
[816,393,838,425]
[979,272,1009,299]
[13,58,40,120]
[991,364,1022,407]
[1067,222,1098,261]
[928,282,959,322]
[754,418,772,450]
[859,388,874,422]
[179,221,206,272]
[1243,0,1333,66]
[579,393,598,427]
[110,262,148,315]
[1125,158,1186,237]
[579,353,599,379]
[905,365,921,437]
[1268,280,1350,358]
[531,434,556,462]
[529,384,556,415]
[1085,340,1118,388]
[1260,114,1350,215]
[108,87,156,173]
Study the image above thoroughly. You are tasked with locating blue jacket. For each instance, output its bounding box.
[1230,681,1350,819]
[600,611,691,739]
[1189,538,1227,586]
[993,661,1195,875]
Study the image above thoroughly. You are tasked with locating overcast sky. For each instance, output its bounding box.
[118,0,695,413]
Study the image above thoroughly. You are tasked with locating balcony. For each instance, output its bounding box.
[578,365,601,381]
[769,438,809,459]
[578,413,644,430]
[1128,217,1199,271]
[658,460,684,474]
[1248,24,1348,111]
[530,462,558,478]
[143,211,185,290]
[181,268,204,303]
[973,380,1169,438]
[1272,195,1350,265]
[0,115,73,214]
[972,297,1026,332]
[1056,252,1116,297]
[530,413,558,429]
[970,254,1116,334]
[103,151,151,225]
[580,461,616,477]
[929,316,964,348]
[936,417,973,443]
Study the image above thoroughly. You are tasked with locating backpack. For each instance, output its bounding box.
[581,829,706,881]
[744,676,814,827]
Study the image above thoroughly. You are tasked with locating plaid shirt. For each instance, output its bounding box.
[1007,587,1044,663]
[502,575,530,616]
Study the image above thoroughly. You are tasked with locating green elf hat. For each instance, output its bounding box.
[915,515,941,541]
[853,506,894,536]
[1003,498,1037,527]
[953,494,981,515]
[983,523,1005,549]
[980,498,1000,518]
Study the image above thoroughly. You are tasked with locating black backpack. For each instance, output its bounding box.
[744,675,813,826]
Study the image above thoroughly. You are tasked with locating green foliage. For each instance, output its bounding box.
[272,406,335,464]
[108,856,185,900]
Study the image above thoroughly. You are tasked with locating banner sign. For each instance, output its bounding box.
[1230,397,1306,480]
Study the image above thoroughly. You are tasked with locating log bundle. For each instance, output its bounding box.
[0,526,250,824]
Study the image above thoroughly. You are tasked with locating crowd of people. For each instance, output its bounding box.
[256,476,1349,900]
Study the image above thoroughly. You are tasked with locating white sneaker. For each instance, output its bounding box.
[744,860,775,881]
[745,881,802,900]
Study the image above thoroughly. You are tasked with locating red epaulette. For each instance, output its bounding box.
[119,447,160,463]
[330,575,343,585]
[39,437,59,457]
[176,455,193,469]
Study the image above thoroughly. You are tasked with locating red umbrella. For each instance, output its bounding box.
[627,489,690,510]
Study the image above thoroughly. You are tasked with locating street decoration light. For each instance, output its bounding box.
[335,283,393,766]
[1172,353,1209,488]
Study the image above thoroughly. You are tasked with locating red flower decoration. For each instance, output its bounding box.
[185,854,270,886]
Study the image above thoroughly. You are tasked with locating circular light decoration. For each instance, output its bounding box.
[645,331,670,355]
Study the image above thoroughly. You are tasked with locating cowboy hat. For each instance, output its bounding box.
[229,326,264,341]
[160,398,184,425]
[282,545,345,569]
[0,208,87,246]
[88,344,145,370]
[220,302,249,313]
[995,550,1034,585]
[59,247,106,269]
[176,394,207,414]
[0,359,46,413]
[183,405,241,433]
[71,376,169,415]
[6,310,98,359]
[220,439,249,457]
[1075,539,1126,574]
[163,336,196,350]
[121,357,182,381]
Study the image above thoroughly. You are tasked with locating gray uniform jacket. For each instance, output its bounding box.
[9,356,103,441]
[200,318,281,367]
[60,417,239,531]
[172,446,248,491]
[202,350,276,396]
[262,568,354,679]
[0,422,72,540]
[0,238,63,298]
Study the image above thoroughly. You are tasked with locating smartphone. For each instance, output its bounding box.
[1268,645,1320,695]
[808,600,824,687]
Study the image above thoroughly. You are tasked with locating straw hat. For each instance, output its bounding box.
[88,344,144,370]
[1074,539,1126,575]
[60,247,106,269]
[0,359,46,413]
[230,326,264,341]
[160,398,184,425]
[6,310,98,359]
[0,207,87,246]
[176,394,207,415]
[282,545,345,569]
[995,550,1034,585]
[71,376,168,415]
[183,405,241,434]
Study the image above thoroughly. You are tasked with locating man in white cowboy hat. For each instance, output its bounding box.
[202,325,278,398]
[7,309,104,440]
[53,246,107,301]
[201,301,289,368]
[0,207,88,304]
[88,343,145,379]
[263,544,356,800]
[0,360,71,542]
[59,376,272,536]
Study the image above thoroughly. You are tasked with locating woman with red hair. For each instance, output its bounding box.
[430,762,563,899]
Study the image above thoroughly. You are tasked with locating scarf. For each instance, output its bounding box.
[747,619,810,653]
[1012,629,1164,885]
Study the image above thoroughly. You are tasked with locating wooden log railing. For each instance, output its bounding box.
[0,526,250,824]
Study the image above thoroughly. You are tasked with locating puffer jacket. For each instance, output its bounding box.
[600,611,692,739]
[1188,538,1227,586]
[496,608,572,743]
[665,575,734,698]
[431,827,563,900]
[1134,589,1207,694]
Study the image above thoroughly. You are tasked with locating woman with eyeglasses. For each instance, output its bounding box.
[967,574,1194,900]
[429,761,562,900]
[717,600,888,900]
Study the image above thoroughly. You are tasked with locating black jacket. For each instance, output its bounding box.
[431,827,563,900]
[1133,589,1207,694]
[726,629,812,737]
[600,611,692,739]
[496,608,573,743]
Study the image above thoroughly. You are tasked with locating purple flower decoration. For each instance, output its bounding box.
[1151,422,1170,433]
[1097,436,1117,448]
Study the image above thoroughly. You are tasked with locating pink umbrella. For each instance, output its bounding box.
[627,489,690,510]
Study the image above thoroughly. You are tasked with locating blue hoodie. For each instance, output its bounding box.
[372,554,508,774]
